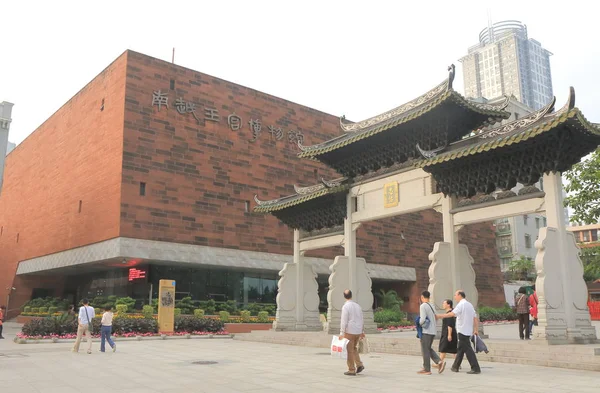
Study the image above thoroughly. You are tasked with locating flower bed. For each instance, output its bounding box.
[20,314,225,338]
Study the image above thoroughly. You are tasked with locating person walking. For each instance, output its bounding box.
[437,299,457,369]
[515,287,530,340]
[0,305,6,339]
[417,291,443,375]
[437,290,481,374]
[100,306,116,353]
[72,299,95,354]
[339,289,365,376]
[529,286,538,335]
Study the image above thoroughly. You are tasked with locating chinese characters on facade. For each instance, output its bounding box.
[152,90,303,146]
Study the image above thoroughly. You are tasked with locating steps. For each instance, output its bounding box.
[234,330,600,372]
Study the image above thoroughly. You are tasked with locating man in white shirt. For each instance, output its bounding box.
[72,298,95,354]
[339,289,365,376]
[436,290,481,374]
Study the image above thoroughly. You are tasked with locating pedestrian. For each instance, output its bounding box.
[437,299,457,368]
[100,306,116,353]
[529,286,538,335]
[0,305,6,339]
[515,287,530,340]
[72,298,95,354]
[417,291,443,375]
[339,289,365,376]
[436,290,481,374]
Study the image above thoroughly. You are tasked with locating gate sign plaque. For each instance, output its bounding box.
[384,182,399,208]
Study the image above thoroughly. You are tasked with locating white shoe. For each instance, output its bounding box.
[112,344,117,353]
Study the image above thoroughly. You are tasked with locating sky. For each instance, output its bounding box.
[2,0,599,145]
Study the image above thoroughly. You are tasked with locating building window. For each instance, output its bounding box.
[523,215,528,225]
[583,231,590,242]
[594,230,600,242]
[525,234,532,248]
[535,217,540,229]
[501,257,512,272]
[244,201,250,213]
[170,79,175,90]
[140,182,146,196]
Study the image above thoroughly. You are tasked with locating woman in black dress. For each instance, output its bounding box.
[438,299,457,367]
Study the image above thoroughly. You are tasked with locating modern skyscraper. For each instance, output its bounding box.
[0,101,14,192]
[460,20,553,110]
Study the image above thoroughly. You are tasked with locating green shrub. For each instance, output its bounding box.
[194,309,205,318]
[115,305,128,315]
[174,316,225,333]
[48,307,58,314]
[175,297,195,315]
[38,307,48,313]
[219,300,238,315]
[116,297,136,311]
[151,299,158,313]
[205,299,216,315]
[174,308,182,317]
[240,310,251,322]
[478,306,517,322]
[31,307,40,314]
[142,305,154,319]
[219,311,230,322]
[374,309,405,325]
[257,311,269,323]
[23,306,31,313]
[21,315,159,337]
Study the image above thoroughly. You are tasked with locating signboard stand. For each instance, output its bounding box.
[158,279,176,333]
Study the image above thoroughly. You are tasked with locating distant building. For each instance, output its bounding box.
[567,223,600,249]
[460,20,553,110]
[6,141,15,155]
[0,101,14,191]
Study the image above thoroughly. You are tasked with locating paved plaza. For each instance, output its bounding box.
[1,323,599,393]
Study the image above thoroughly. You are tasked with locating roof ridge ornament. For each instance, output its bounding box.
[555,87,575,114]
[416,143,448,159]
[478,96,556,139]
[254,194,266,205]
[447,64,455,91]
[338,65,453,133]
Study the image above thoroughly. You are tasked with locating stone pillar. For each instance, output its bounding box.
[534,172,597,343]
[345,194,358,292]
[430,196,482,335]
[272,230,322,331]
[326,256,377,334]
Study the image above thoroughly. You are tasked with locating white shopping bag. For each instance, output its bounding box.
[331,335,349,360]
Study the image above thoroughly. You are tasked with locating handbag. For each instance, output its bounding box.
[83,306,93,334]
[358,337,369,354]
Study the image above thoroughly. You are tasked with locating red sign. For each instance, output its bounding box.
[128,268,147,281]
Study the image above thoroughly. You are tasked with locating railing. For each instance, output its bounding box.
[589,302,600,321]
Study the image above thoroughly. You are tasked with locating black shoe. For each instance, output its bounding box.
[451,367,459,373]
[344,371,357,376]
[467,370,481,374]
[0,336,4,339]
[357,366,364,374]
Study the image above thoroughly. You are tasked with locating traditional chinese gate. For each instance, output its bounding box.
[254,66,599,344]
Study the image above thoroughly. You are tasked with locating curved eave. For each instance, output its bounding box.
[253,184,349,213]
[298,91,510,159]
[417,108,600,168]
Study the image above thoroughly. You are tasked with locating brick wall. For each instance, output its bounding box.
[0,53,127,313]
[119,51,339,250]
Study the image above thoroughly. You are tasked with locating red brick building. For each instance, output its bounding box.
[0,51,505,316]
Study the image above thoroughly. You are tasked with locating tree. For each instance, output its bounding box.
[508,256,536,281]
[580,246,600,283]
[564,148,600,224]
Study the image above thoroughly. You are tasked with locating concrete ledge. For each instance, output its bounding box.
[14,334,234,344]
[234,330,600,371]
